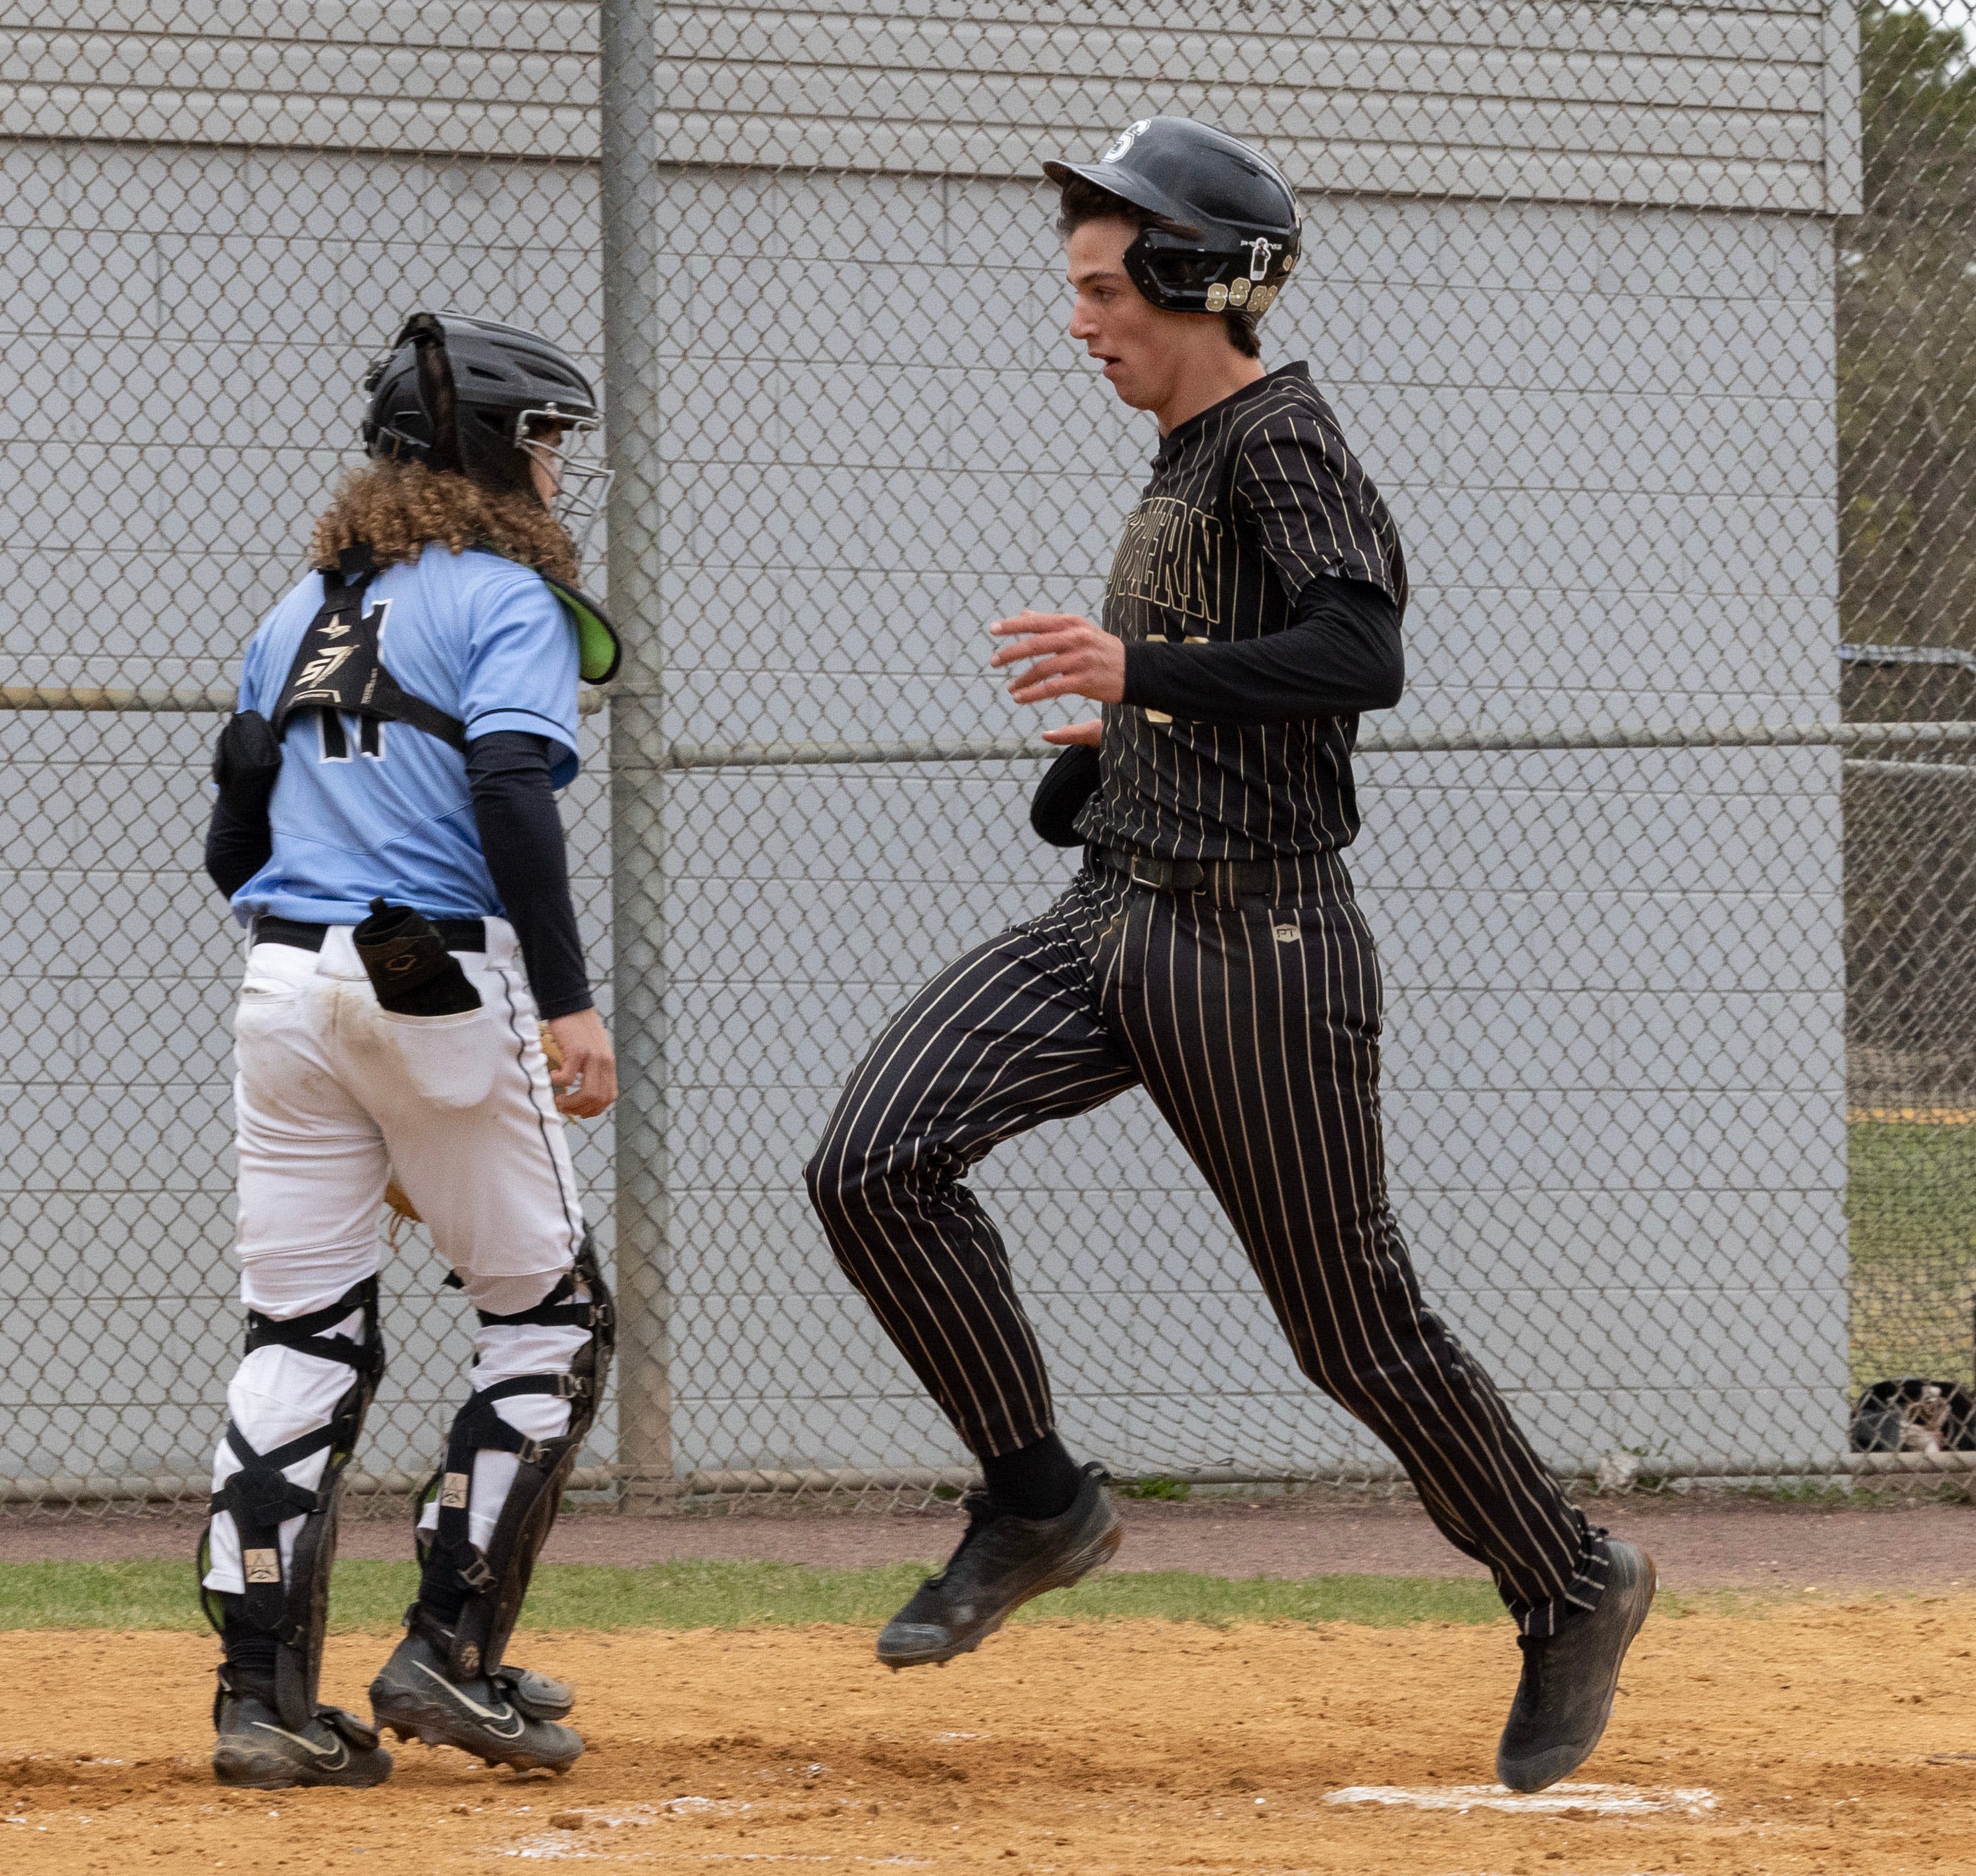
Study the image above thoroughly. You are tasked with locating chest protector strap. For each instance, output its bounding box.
[269,546,469,757]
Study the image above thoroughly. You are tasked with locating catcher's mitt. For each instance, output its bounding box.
[381,1024,564,1240]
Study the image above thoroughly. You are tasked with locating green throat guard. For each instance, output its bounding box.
[537,572,622,685]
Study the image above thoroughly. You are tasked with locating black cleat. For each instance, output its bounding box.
[370,1616,582,1775]
[877,1462,1122,1670]
[211,1673,392,1790]
[1496,1539,1658,1793]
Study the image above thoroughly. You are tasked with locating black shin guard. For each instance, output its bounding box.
[201,1279,386,1732]
[414,1232,614,1682]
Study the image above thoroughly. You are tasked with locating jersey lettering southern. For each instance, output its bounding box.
[228,543,582,926]
[1075,362,1408,860]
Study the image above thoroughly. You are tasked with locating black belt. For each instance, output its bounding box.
[1093,845,1282,895]
[254,914,487,953]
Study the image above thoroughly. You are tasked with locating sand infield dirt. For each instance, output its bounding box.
[4,1600,1973,1875]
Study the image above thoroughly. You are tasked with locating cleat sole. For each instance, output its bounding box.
[371,1692,581,1777]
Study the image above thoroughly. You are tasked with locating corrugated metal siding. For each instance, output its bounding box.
[2,2,1859,213]
[646,178,1850,1477]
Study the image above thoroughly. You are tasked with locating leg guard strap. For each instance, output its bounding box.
[474,1266,615,1338]
[208,1423,338,1636]
[246,1281,390,1380]
[201,1277,385,1732]
[419,1234,614,1681]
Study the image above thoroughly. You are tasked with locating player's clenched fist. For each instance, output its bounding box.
[990,610,1126,707]
[547,1007,618,1117]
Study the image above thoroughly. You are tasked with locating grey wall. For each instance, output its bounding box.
[657,175,1850,1480]
[0,3,1855,1494]
[0,144,615,1493]
[11,3,1859,212]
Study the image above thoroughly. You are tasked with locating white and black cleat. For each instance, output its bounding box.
[370,1620,582,1775]
[212,1674,393,1789]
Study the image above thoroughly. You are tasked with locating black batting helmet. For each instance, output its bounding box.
[1044,117,1301,318]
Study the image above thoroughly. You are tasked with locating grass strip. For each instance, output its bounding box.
[0,1558,1509,1634]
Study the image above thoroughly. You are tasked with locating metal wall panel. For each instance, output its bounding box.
[653,174,1849,1480]
[3,3,1855,211]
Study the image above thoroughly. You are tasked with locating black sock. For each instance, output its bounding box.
[418,1549,470,1628]
[979,1431,1083,1521]
[221,1606,279,1694]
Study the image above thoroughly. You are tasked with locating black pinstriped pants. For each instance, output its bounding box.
[805,854,1609,1636]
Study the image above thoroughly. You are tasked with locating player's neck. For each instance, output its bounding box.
[1153,351,1269,435]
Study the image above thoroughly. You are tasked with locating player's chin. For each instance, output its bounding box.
[1103,370,1154,410]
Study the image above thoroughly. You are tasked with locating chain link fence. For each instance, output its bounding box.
[1839,3,1976,1448]
[5,2,1975,1514]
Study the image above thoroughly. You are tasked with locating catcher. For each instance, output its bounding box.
[198,311,619,1788]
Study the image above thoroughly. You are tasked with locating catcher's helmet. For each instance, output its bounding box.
[361,312,611,548]
[1044,117,1301,318]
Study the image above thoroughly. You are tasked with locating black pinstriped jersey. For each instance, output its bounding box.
[1075,363,1408,860]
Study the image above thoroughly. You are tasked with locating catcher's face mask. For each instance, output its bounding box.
[519,408,612,557]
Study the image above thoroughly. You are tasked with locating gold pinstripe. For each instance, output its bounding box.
[1084,362,1407,862]
[806,860,1609,1640]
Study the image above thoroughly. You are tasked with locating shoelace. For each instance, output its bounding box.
[926,1491,999,1586]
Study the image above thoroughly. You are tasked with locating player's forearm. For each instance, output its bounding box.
[1119,576,1404,725]
[205,796,273,898]
[465,731,593,1019]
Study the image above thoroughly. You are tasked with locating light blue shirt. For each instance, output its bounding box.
[228,543,581,927]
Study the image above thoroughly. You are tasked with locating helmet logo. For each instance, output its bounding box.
[1100,120,1151,164]
[1246,237,1278,282]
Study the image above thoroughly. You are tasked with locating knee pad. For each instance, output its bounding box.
[200,1277,386,1732]
[416,1230,614,1680]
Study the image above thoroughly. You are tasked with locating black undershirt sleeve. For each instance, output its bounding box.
[205,794,273,898]
[205,729,592,1017]
[1118,575,1404,727]
[466,730,593,1019]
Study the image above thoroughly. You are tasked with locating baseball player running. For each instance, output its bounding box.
[198,312,619,1788]
[806,119,1655,1792]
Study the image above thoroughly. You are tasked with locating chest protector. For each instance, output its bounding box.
[213,544,619,819]
[269,545,468,759]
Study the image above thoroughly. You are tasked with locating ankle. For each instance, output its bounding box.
[979,1432,1082,1521]
[403,1600,459,1650]
[219,1660,277,1707]
[416,1562,470,1632]
[221,1607,279,1703]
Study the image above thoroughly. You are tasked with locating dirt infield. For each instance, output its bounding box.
[6,1599,1975,1874]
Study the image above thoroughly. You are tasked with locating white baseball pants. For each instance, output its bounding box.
[204,919,589,1595]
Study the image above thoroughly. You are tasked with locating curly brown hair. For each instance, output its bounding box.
[308,459,581,585]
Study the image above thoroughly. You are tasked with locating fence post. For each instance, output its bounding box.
[599,0,674,1507]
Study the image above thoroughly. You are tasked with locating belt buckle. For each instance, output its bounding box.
[1128,855,1165,890]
